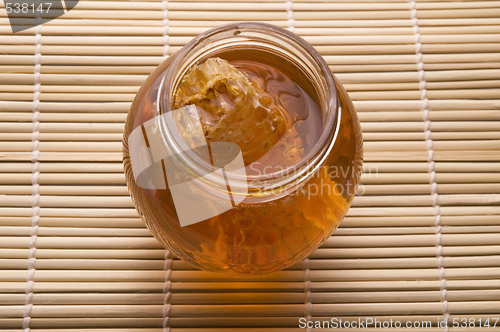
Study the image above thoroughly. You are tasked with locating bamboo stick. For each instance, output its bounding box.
[0,93,136,102]
[34,1,482,12]
[0,289,498,305]
[0,256,441,271]
[60,10,287,21]
[0,151,123,161]
[322,43,500,55]
[441,215,500,226]
[335,150,490,162]
[298,26,500,36]
[365,162,500,173]
[0,207,139,218]
[0,256,457,271]
[362,121,500,132]
[1,161,496,175]
[0,173,125,185]
[4,172,500,186]
[6,85,140,95]
[0,101,131,112]
[0,55,163,66]
[0,65,155,75]
[337,226,500,236]
[346,206,499,217]
[432,122,500,131]
[4,140,500,153]
[312,34,500,46]
[0,216,143,228]
[0,291,444,306]
[0,36,164,46]
[364,140,500,151]
[2,64,500,78]
[3,224,500,239]
[430,111,500,121]
[1,279,498,294]
[351,89,500,100]
[432,151,500,162]
[1,113,127,122]
[424,62,500,71]
[0,123,124,133]
[293,11,409,20]
[2,18,284,28]
[0,233,496,251]
[0,162,123,173]
[0,73,146,85]
[0,268,442,283]
[359,183,500,195]
[4,1,289,11]
[0,301,441,317]
[1,17,497,28]
[2,148,498,162]
[0,185,129,196]
[327,53,500,68]
[346,81,500,92]
[342,216,435,227]
[0,133,124,141]
[443,226,500,234]
[364,132,500,141]
[416,1,500,9]
[0,245,488,261]
[421,34,500,44]
[0,25,165,36]
[362,173,500,184]
[356,99,498,112]
[0,195,135,208]
[0,45,165,56]
[0,225,150,237]
[354,194,500,206]
[16,316,500,330]
[0,248,165,260]
[331,64,418,73]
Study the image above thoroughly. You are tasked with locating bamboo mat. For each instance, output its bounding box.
[1,0,500,331]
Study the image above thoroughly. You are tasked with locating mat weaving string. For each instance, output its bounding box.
[22,10,42,332]
[410,1,449,330]
[302,258,312,332]
[162,0,169,58]
[286,0,295,33]
[162,7,172,330]
[163,250,173,332]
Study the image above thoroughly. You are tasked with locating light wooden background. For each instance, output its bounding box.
[1,0,500,331]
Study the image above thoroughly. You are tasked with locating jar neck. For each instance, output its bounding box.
[157,22,339,198]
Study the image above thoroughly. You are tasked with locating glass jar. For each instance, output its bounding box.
[123,22,363,275]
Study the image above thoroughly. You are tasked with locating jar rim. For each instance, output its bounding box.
[157,22,340,198]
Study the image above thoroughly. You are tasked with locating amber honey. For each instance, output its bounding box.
[123,23,363,275]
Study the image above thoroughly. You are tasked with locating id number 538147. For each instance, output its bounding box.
[453,318,499,328]
[5,2,52,14]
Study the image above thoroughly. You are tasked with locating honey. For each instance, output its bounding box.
[123,23,363,275]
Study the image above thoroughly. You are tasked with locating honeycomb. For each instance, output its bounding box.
[174,57,293,165]
[196,165,348,274]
